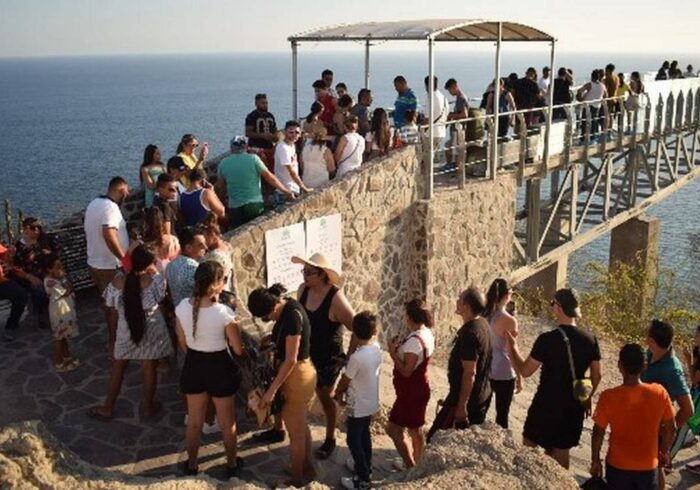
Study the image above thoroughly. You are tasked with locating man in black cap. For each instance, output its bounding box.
[506,287,602,469]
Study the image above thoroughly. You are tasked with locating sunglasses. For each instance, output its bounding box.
[189,142,199,148]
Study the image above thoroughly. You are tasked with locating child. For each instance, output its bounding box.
[334,311,381,490]
[399,110,420,145]
[43,254,80,372]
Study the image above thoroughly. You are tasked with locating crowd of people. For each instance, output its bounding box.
[0,62,698,490]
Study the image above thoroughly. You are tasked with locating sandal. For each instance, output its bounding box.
[87,406,113,422]
[274,477,308,489]
[225,457,245,479]
[314,438,336,460]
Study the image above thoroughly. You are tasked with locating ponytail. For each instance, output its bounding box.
[486,278,511,315]
[123,245,156,345]
[248,283,287,318]
[405,298,434,328]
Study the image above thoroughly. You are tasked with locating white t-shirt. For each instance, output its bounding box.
[274,141,300,194]
[421,90,448,139]
[175,299,236,352]
[344,343,381,418]
[84,197,128,269]
[336,132,365,178]
[301,141,330,188]
[398,326,435,366]
[538,76,550,94]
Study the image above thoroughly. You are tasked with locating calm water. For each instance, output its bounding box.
[0,50,697,292]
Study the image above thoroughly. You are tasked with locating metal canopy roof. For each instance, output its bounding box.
[289,19,555,43]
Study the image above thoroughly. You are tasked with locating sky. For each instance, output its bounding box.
[0,0,698,57]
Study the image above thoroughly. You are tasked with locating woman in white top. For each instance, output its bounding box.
[301,127,335,188]
[577,70,608,140]
[334,115,365,179]
[176,261,244,477]
[387,299,436,469]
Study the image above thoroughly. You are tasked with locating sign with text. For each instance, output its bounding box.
[265,222,306,290]
[305,214,343,272]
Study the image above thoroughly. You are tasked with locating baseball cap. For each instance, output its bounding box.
[230,136,248,150]
[553,288,582,318]
[167,156,187,172]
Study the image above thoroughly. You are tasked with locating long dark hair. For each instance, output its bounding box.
[247,283,287,318]
[306,102,323,124]
[485,278,511,315]
[176,134,196,154]
[142,207,166,247]
[191,261,225,339]
[370,108,391,154]
[123,245,156,345]
[139,144,159,182]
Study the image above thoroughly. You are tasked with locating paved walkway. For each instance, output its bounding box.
[0,291,407,488]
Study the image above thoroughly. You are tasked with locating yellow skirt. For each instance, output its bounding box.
[282,359,317,411]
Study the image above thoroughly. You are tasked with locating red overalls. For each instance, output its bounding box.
[388,334,431,428]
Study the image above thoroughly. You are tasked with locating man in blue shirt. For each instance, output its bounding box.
[641,319,694,488]
[393,75,417,128]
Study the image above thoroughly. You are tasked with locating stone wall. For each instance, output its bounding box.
[227,146,427,340]
[227,147,517,343]
[423,174,517,338]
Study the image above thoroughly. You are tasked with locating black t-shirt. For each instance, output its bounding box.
[514,77,540,109]
[272,299,311,363]
[529,325,601,405]
[245,110,277,149]
[447,317,492,413]
[553,78,573,105]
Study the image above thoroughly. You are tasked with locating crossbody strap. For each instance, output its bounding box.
[337,136,360,167]
[558,327,577,381]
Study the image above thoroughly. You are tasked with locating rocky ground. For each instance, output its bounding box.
[1,291,699,488]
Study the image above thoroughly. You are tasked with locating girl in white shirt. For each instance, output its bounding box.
[334,115,366,178]
[176,261,244,477]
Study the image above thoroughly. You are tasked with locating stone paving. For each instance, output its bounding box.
[0,290,404,489]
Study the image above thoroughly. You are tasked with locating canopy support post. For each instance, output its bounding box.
[541,40,557,175]
[364,40,371,89]
[490,22,502,180]
[427,36,435,200]
[291,40,299,120]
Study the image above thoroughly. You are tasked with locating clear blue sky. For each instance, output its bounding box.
[1,0,698,57]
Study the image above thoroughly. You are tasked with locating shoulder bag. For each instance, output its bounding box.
[558,327,593,402]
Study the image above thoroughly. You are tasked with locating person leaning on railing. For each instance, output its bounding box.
[485,79,516,139]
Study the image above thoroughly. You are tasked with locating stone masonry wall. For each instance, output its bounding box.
[424,174,517,340]
[227,146,427,341]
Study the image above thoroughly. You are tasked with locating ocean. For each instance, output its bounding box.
[0,50,698,293]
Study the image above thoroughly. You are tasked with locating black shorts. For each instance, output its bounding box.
[312,357,343,388]
[523,394,585,450]
[180,348,241,397]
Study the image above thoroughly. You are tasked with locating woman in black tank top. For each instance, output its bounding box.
[292,253,355,460]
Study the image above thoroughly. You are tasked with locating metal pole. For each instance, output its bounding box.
[490,22,502,180]
[542,40,556,175]
[427,36,435,199]
[364,40,371,89]
[291,41,299,120]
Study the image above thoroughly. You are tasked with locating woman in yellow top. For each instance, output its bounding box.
[177,134,208,186]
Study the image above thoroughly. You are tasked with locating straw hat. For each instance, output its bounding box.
[291,253,343,286]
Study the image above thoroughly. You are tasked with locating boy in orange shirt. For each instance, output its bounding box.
[591,343,676,489]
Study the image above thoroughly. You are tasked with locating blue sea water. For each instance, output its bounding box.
[0,50,697,291]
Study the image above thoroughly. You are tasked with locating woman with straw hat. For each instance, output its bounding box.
[291,253,355,460]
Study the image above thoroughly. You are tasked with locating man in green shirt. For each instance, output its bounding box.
[216,137,294,229]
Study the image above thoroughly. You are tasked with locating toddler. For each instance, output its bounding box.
[43,253,80,371]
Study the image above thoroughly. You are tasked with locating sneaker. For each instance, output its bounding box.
[202,419,220,435]
[2,330,16,341]
[180,461,198,476]
[225,457,244,479]
[251,428,286,444]
[315,438,336,460]
[341,476,370,490]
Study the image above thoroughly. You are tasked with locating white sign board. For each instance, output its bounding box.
[265,222,306,291]
[305,214,343,273]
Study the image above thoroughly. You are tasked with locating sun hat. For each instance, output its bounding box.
[553,288,582,318]
[291,253,342,286]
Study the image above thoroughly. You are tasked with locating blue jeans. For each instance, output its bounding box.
[347,415,372,483]
[0,279,29,331]
[273,190,299,207]
[606,463,657,490]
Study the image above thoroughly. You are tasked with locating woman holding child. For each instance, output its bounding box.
[248,284,317,488]
[386,299,436,469]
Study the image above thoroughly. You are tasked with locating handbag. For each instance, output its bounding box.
[559,328,593,402]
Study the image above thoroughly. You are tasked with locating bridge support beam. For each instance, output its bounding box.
[609,214,659,316]
[521,255,569,301]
